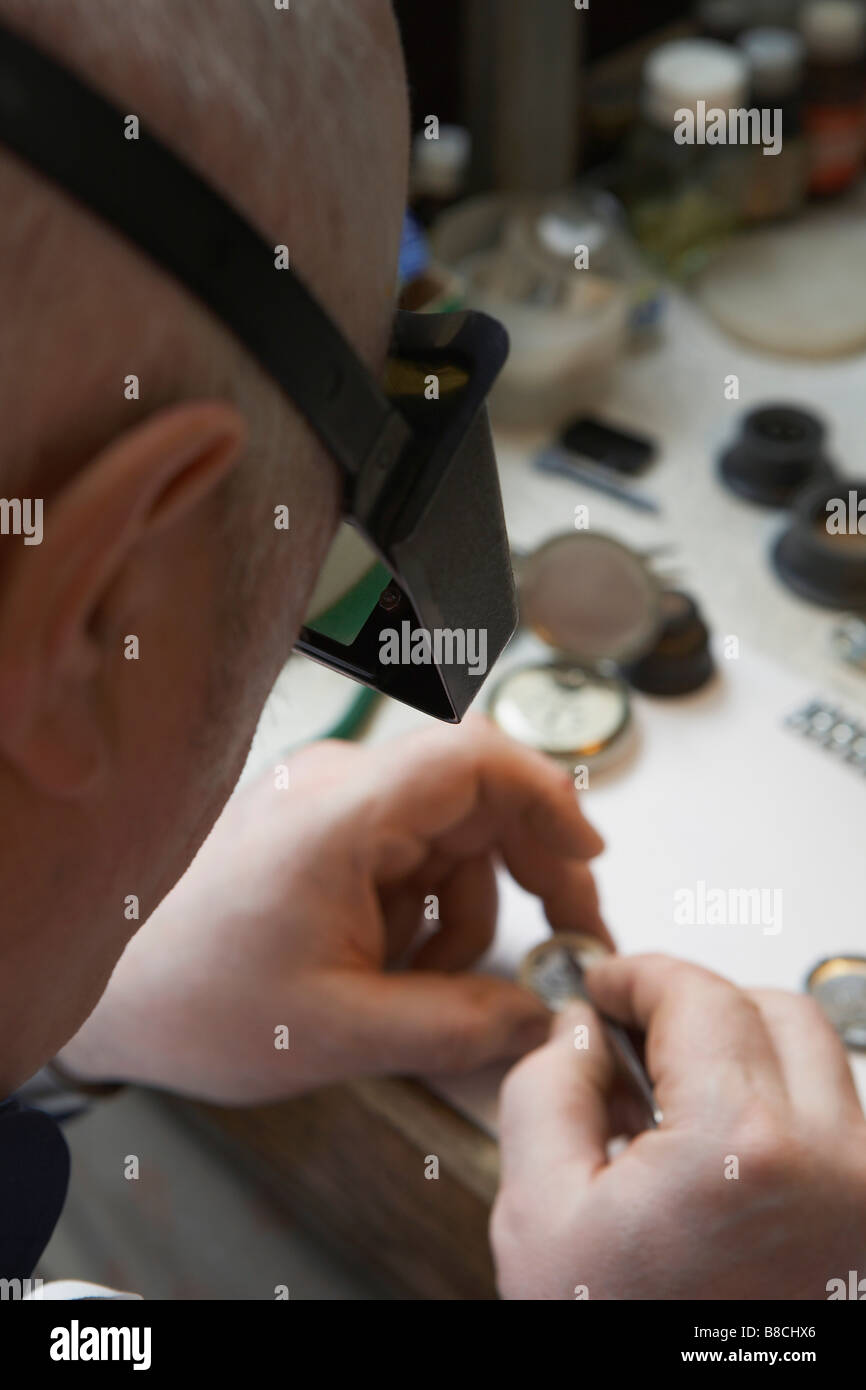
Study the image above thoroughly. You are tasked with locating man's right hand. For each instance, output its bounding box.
[492,954,866,1300]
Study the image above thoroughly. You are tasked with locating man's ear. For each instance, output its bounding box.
[0,400,247,796]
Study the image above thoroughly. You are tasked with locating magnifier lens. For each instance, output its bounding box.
[520,533,660,663]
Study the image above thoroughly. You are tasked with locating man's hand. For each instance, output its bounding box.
[59,717,606,1102]
[492,954,866,1300]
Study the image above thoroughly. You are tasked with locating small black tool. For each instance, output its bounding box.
[559,416,656,477]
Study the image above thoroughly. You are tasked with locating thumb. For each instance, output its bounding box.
[497,1001,615,1188]
[322,970,552,1078]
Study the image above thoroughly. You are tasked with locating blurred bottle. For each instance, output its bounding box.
[738,27,808,219]
[410,124,471,228]
[800,0,866,196]
[618,39,750,277]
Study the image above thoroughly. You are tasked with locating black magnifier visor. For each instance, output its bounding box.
[0,20,516,722]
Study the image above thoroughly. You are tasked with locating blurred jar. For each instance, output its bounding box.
[618,39,751,278]
[737,27,808,220]
[430,192,631,430]
[800,0,866,196]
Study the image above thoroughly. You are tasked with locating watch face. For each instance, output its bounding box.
[519,933,611,1011]
[489,662,631,761]
[518,532,661,664]
[807,957,866,1049]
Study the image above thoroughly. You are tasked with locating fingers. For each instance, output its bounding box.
[497,1001,614,1187]
[351,717,611,955]
[355,716,605,875]
[584,954,787,1125]
[408,851,610,970]
[274,738,365,788]
[498,841,612,946]
[319,968,551,1078]
[411,854,499,972]
[377,878,431,963]
[240,739,365,839]
[748,988,865,1129]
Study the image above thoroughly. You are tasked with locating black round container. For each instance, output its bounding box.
[621,590,715,696]
[719,403,836,506]
[773,478,866,610]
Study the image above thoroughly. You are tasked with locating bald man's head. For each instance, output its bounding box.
[0,0,408,1092]
[0,0,407,493]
